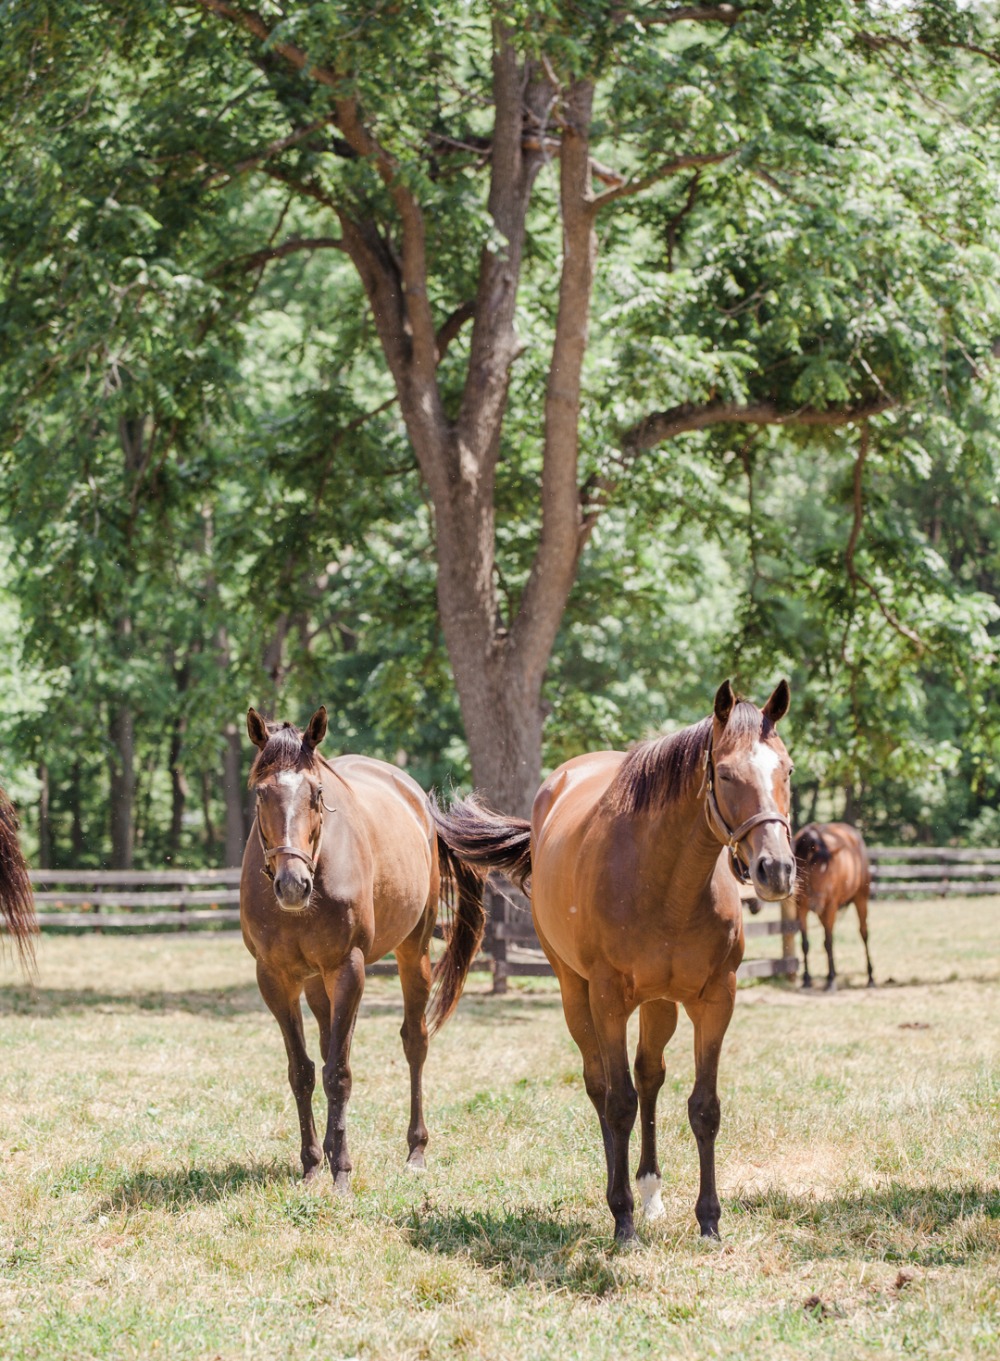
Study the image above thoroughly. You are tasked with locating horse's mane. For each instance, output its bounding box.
[248,722,321,787]
[603,701,771,817]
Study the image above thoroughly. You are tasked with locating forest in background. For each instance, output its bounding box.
[1,0,998,868]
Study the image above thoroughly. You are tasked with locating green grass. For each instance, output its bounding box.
[1,900,999,1360]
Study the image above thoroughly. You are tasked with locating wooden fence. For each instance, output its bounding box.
[25,865,798,988]
[24,848,1000,989]
[869,847,1000,898]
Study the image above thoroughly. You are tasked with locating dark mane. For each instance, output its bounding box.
[603,701,771,817]
[248,722,320,787]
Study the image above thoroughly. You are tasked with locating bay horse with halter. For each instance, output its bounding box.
[0,786,36,969]
[242,706,485,1188]
[433,680,795,1242]
[793,822,873,990]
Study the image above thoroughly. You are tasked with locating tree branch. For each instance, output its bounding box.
[592,149,739,211]
[623,396,897,453]
[637,5,744,24]
[211,236,345,277]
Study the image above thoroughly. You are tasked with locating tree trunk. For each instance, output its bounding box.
[108,704,136,868]
[37,761,52,868]
[168,717,189,860]
[223,722,248,867]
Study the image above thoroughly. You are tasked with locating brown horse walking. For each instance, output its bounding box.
[242,706,485,1188]
[433,680,796,1242]
[793,822,873,990]
[0,786,36,968]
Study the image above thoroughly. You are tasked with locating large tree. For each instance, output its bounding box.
[3,0,999,818]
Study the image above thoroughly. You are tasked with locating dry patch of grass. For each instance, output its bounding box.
[1,898,999,1359]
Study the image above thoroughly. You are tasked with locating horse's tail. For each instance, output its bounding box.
[427,795,532,1032]
[432,794,533,892]
[0,788,36,970]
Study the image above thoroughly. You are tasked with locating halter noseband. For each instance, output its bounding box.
[702,732,791,885]
[254,778,337,884]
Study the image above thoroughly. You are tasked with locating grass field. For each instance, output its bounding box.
[1,899,998,1361]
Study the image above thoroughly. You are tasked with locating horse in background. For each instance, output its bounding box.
[0,786,36,969]
[433,680,796,1243]
[241,706,485,1190]
[793,822,873,990]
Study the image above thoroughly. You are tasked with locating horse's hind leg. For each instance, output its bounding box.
[633,999,679,1221]
[321,947,366,1193]
[855,890,875,986]
[683,979,736,1239]
[256,964,323,1180]
[395,921,434,1171]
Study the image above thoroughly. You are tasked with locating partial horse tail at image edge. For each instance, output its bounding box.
[0,789,37,970]
[428,794,533,1032]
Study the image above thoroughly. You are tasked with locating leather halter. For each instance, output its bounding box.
[702,732,792,885]
[254,777,337,883]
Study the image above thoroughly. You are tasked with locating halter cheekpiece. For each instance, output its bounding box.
[255,777,337,883]
[702,731,791,885]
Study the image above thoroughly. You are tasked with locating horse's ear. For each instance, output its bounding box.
[303,706,328,750]
[713,680,736,726]
[762,678,790,725]
[247,707,269,750]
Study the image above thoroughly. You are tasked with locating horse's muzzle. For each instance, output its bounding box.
[274,866,313,911]
[750,853,795,902]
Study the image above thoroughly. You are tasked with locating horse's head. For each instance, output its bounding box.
[247,706,332,912]
[794,825,831,870]
[706,679,796,901]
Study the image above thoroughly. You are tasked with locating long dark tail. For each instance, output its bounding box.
[0,789,36,969]
[427,794,533,1031]
[432,793,533,892]
[428,831,487,1033]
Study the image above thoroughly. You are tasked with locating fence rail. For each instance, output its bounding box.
[24,850,1000,983]
[869,847,1000,898]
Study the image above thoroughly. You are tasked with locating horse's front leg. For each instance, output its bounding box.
[590,974,638,1243]
[633,999,679,1221]
[255,963,323,1179]
[322,947,366,1192]
[684,980,736,1239]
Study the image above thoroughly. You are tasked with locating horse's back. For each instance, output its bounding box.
[326,754,437,903]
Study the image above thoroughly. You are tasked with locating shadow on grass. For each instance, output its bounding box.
[398,1204,630,1297]
[0,983,266,1018]
[92,1158,297,1214]
[731,1181,1000,1267]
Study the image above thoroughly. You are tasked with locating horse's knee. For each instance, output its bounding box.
[688,1090,720,1142]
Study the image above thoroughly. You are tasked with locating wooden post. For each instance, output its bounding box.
[781,895,798,975]
[486,878,509,994]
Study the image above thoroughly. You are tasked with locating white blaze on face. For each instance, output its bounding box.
[275,770,306,846]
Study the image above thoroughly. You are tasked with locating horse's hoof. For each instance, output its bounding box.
[613,1220,638,1247]
[302,1162,323,1184]
[867,979,877,989]
[824,978,837,993]
[405,1152,427,1175]
[332,1171,352,1195]
[801,978,813,990]
[699,1225,721,1242]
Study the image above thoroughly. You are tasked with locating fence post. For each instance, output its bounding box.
[486,877,508,995]
[781,895,798,975]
